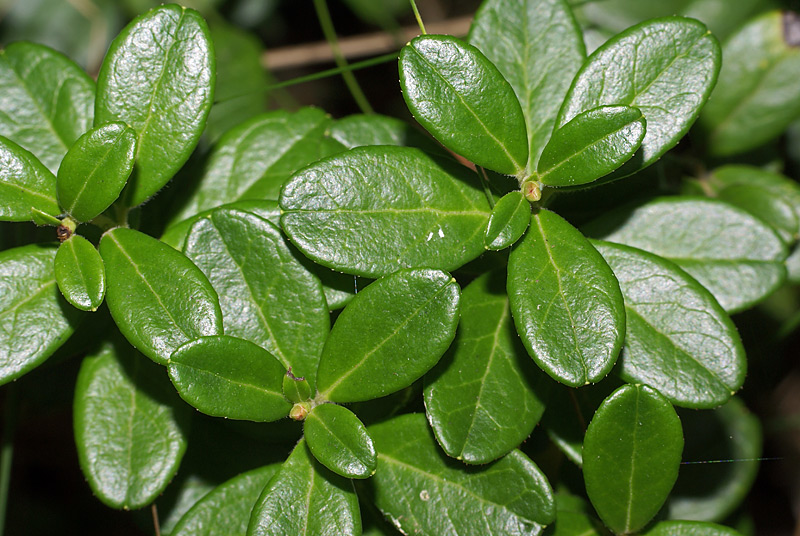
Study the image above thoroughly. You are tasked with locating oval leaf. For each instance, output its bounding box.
[558,17,720,175]
[304,403,377,479]
[399,34,528,175]
[282,373,312,404]
[508,209,625,386]
[0,136,60,221]
[280,145,492,278]
[169,335,291,422]
[644,521,744,536]
[583,384,683,534]
[247,440,361,536]
[99,227,222,364]
[95,4,215,206]
[369,413,555,535]
[74,336,191,509]
[537,105,645,187]
[316,269,460,403]
[593,240,747,408]
[54,234,105,311]
[485,190,531,250]
[56,122,137,223]
[424,270,549,464]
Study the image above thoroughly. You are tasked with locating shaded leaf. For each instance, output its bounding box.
[549,493,609,536]
[329,113,444,155]
[305,403,377,479]
[644,520,744,536]
[54,234,105,311]
[484,191,531,250]
[0,136,60,221]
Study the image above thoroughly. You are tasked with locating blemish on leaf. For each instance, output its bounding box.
[783,11,800,47]
[419,490,430,501]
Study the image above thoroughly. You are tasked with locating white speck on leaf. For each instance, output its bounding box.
[420,490,430,501]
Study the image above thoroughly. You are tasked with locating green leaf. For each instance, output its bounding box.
[56,122,137,223]
[469,0,585,171]
[304,403,377,479]
[94,4,215,207]
[0,136,60,221]
[280,145,492,278]
[424,270,549,464]
[0,243,83,384]
[168,335,291,422]
[537,105,645,187]
[99,227,222,364]
[247,440,361,536]
[329,113,445,155]
[550,493,608,536]
[508,209,625,386]
[584,197,788,312]
[316,269,460,403]
[172,464,280,536]
[484,191,531,250]
[368,413,555,535]
[282,373,312,404]
[30,207,61,227]
[698,11,800,156]
[54,234,105,311]
[74,336,191,509]
[0,42,94,173]
[558,17,720,175]
[183,208,329,387]
[643,520,744,536]
[399,34,529,175]
[592,240,747,408]
[583,384,683,534]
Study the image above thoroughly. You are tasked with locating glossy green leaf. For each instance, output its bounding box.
[56,122,136,223]
[593,241,747,408]
[170,108,339,225]
[424,270,549,464]
[508,209,625,386]
[369,413,555,535]
[30,207,61,227]
[95,4,215,207]
[550,493,608,536]
[537,105,645,187]
[329,113,445,155]
[0,41,94,173]
[469,0,585,170]
[559,17,720,175]
[99,227,222,364]
[584,197,788,312]
[644,520,744,536]
[583,384,683,534]
[282,373,312,404]
[699,11,800,156]
[74,336,191,509]
[172,464,280,536]
[280,145,492,278]
[399,34,529,175]
[484,191,531,250]
[304,403,377,479]
[0,136,60,221]
[54,234,105,311]
[0,243,83,384]
[317,269,460,403]
[169,335,290,422]
[247,440,361,536]
[183,208,328,386]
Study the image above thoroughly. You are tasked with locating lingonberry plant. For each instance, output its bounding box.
[0,0,798,534]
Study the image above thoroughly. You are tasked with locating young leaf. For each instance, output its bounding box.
[469,0,586,170]
[593,241,747,408]
[0,42,94,173]
[282,373,312,404]
[583,384,683,535]
[168,335,291,422]
[484,191,531,250]
[399,34,529,175]
[424,270,549,464]
[74,336,191,510]
[0,243,83,384]
[56,122,137,223]
[183,208,329,387]
[0,136,60,221]
[584,197,788,312]
[94,4,215,207]
[99,227,223,364]
[643,520,744,536]
[280,146,492,278]
[304,403,377,479]
[558,17,720,175]
[316,269,460,403]
[368,413,555,535]
[54,234,105,311]
[247,440,361,536]
[698,11,800,156]
[537,105,645,187]
[508,209,625,386]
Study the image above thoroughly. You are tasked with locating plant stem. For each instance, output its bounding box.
[409,0,427,35]
[0,383,19,536]
[313,0,374,114]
